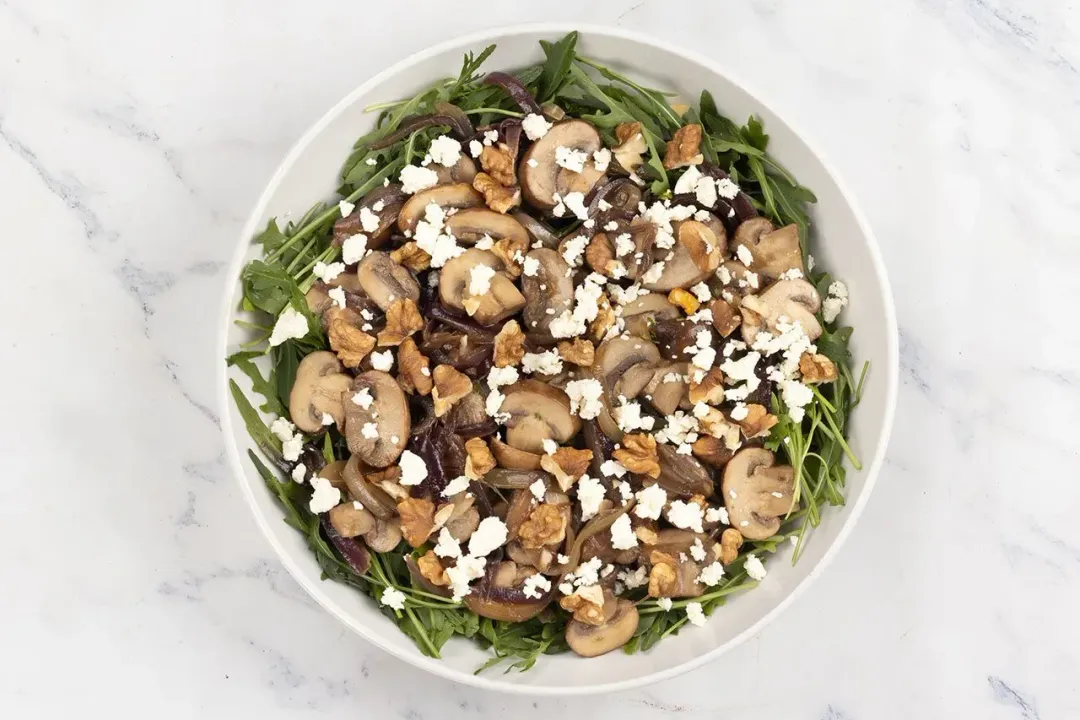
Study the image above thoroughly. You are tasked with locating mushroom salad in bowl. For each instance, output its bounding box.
[222,27,896,691]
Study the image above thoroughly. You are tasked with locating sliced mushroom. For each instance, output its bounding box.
[341,454,396,519]
[520,248,574,337]
[364,517,403,552]
[344,371,410,467]
[444,208,529,248]
[439,248,525,325]
[732,218,804,280]
[433,155,478,186]
[722,447,796,540]
[328,502,376,538]
[739,278,823,345]
[587,219,656,280]
[500,380,581,454]
[288,351,352,432]
[446,505,480,542]
[317,460,348,493]
[592,335,661,439]
[489,436,544,470]
[643,220,724,291]
[333,184,406,249]
[356,251,420,312]
[643,363,689,416]
[511,211,560,249]
[621,293,680,338]
[519,120,604,210]
[566,598,639,657]
[655,444,714,497]
[397,183,484,233]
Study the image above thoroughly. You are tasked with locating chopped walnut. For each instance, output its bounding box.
[709,299,742,337]
[680,222,717,273]
[585,234,618,278]
[473,171,521,214]
[517,503,568,549]
[613,433,661,479]
[432,364,472,417]
[613,121,648,173]
[480,144,517,187]
[557,338,595,367]
[737,403,779,439]
[667,288,700,315]
[377,298,424,346]
[417,549,449,586]
[540,447,593,491]
[691,436,735,467]
[688,367,725,405]
[647,550,678,597]
[493,320,526,368]
[327,310,376,368]
[719,528,743,565]
[491,235,527,277]
[635,524,659,546]
[397,497,435,547]
[697,407,742,450]
[390,241,431,272]
[397,337,433,396]
[464,437,496,480]
[589,293,617,343]
[800,352,838,384]
[559,585,606,625]
[663,124,704,169]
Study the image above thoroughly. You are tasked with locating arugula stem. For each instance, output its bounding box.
[463,107,524,117]
[405,606,441,657]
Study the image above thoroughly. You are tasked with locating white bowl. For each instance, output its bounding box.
[218,23,898,695]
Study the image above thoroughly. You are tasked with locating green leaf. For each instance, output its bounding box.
[817,325,854,366]
[537,32,578,103]
[241,260,295,316]
[253,218,288,252]
[273,341,302,410]
[229,379,281,456]
[741,115,769,151]
[228,354,285,417]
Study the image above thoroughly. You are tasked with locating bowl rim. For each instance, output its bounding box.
[216,21,899,696]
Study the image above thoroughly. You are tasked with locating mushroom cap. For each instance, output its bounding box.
[592,335,662,439]
[328,502,376,538]
[733,219,804,280]
[364,517,403,552]
[489,436,544,470]
[433,155,478,186]
[341,454,397,519]
[588,219,657,281]
[356,251,420,312]
[500,379,581,454]
[739,278,823,345]
[621,293,680,338]
[520,248,574,337]
[642,220,724,292]
[288,351,351,433]
[643,363,689,416]
[343,371,411,468]
[519,120,604,210]
[565,599,639,657]
[721,447,796,540]
[397,183,484,233]
[438,248,525,325]
[655,444,714,497]
[333,184,406,249]
[444,208,529,247]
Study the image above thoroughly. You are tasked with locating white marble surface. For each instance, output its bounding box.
[3,0,1078,717]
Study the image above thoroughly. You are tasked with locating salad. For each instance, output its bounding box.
[227,31,866,672]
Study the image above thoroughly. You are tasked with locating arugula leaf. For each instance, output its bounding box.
[228,353,285,417]
[253,218,288,252]
[537,32,578,103]
[272,341,302,410]
[241,260,296,316]
[229,380,281,456]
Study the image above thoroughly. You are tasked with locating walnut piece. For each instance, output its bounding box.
[667,288,700,315]
[390,241,431,272]
[417,549,449,586]
[647,550,678,597]
[464,437,496,480]
[697,407,743,450]
[681,222,718,273]
[613,121,647,173]
[709,299,742,337]
[557,338,595,367]
[737,403,778,439]
[480,144,517,187]
[540,447,593,491]
[800,352,838,384]
[613,433,661,479]
[493,320,526,368]
[719,528,743,565]
[635,525,659,546]
[397,337,433,396]
[432,364,472,417]
[491,236,527,277]
[688,367,725,405]
[589,292,616,343]
[663,124,704,169]
[327,310,376,368]
[473,171,521,214]
[559,585,606,625]
[585,234,618,277]
[377,298,424,346]
[691,436,735,467]
[397,497,435,547]
[517,503,568,549]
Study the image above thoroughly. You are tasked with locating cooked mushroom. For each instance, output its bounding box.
[655,444,714,497]
[642,220,724,291]
[445,504,480,542]
[642,363,689,416]
[364,517,404,552]
[444,208,529,248]
[591,335,661,439]
[519,120,604,210]
[520,248,574,337]
[433,155,478,186]
[333,184,406,249]
[612,123,648,174]
[587,218,656,280]
[732,218,804,280]
[511,211,560,249]
[397,183,484,233]
[722,447,796,540]
[344,371,410,467]
[489,436,544,470]
[565,598,639,657]
[500,380,581,454]
[621,293,680,338]
[356,251,420,312]
[328,501,376,538]
[341,454,397,519]
[288,351,352,432]
[439,248,525,325]
[739,278,823,345]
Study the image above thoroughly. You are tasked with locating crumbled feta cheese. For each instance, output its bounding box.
[468,264,496,296]
[281,436,303,462]
[487,365,519,389]
[560,234,589,268]
[705,506,729,525]
[427,135,462,167]
[730,402,749,421]
[736,244,754,267]
[666,500,704,532]
[339,200,355,217]
[716,177,740,199]
[609,514,638,550]
[441,475,471,497]
[600,459,627,478]
[341,233,368,264]
[529,478,547,501]
[697,561,725,587]
[634,484,668,520]
[291,464,306,483]
[690,538,707,562]
[270,418,296,443]
[779,268,804,280]
[564,378,605,419]
[352,388,373,409]
[468,517,508,557]
[657,597,673,611]
[468,139,483,158]
[695,177,718,207]
[308,476,341,514]
[744,554,768,581]
[522,113,553,140]
[522,349,563,376]
[483,129,499,145]
[555,145,589,173]
[541,438,558,455]
[619,566,648,591]
[268,306,309,347]
[313,261,346,283]
[433,527,462,559]
[522,255,540,276]
[617,481,633,504]
[576,475,606,521]
[561,191,589,220]
[522,573,552,599]
[398,450,428,486]
[823,280,849,323]
[614,400,655,432]
[592,148,611,172]
[690,282,711,303]
[485,389,506,419]
[370,350,394,371]
[320,412,335,426]
[327,286,346,309]
[674,166,702,195]
[780,379,814,422]
[685,601,707,626]
[380,586,406,610]
[641,261,665,285]
[357,207,380,234]
[527,158,539,168]
[399,165,440,194]
[565,557,603,588]
[446,555,486,600]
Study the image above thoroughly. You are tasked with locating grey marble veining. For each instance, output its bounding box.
[2,1,1078,717]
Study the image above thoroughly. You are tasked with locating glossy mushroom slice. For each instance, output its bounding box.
[655,444,714,497]
[433,155,478,186]
[439,248,525,326]
[731,217,804,280]
[739,278,823,345]
[591,335,662,439]
[397,183,484,234]
[344,371,411,467]
[620,293,680,338]
[520,248,574,338]
[444,208,529,249]
[722,447,796,540]
[642,362,689,416]
[565,598,639,657]
[519,120,604,210]
[288,351,352,432]
[499,380,581,454]
[356,251,420,312]
[464,561,556,621]
[586,218,656,281]
[333,184,407,250]
[642,220,724,291]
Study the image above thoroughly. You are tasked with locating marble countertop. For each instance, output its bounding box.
[4,1,1078,717]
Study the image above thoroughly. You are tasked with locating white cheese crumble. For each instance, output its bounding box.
[427,135,462,167]
[399,165,440,194]
[321,413,335,426]
[619,566,648,591]
[522,573,552,600]
[609,514,638,550]
[270,418,296,442]
[529,478,547,501]
[441,475,471,497]
[698,561,725,587]
[744,554,768,581]
[327,286,346,309]
[576,475,606,521]
[522,255,540,276]
[398,450,428,486]
[468,139,483,158]
[641,261,665,285]
[780,378,814,422]
[657,597,673,611]
[705,506,729,525]
[291,464,306,483]
[593,148,611,172]
[468,264,496,296]
[614,400,655,432]
[370,350,394,371]
[487,365,519,389]
[483,129,499,145]
[522,349,563,376]
[666,500,704,532]
[685,601,707,626]
[339,199,356,217]
[689,538,707,562]
[600,459,627,478]
[823,280,849,323]
[351,388,373,409]
[555,145,589,173]
[736,243,754,267]
[358,207,381,233]
[380,586,406,611]
[446,555,486,600]
[313,261,345,283]
[634,484,668,520]
[268,306,309,347]
[561,191,589,220]
[281,436,303,462]
[308,476,341,514]
[468,517,508,557]
[690,282,711,303]
[521,113,553,140]
[433,528,462,559]
[341,233,368,264]
[730,402,749,421]
[564,378,604,419]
